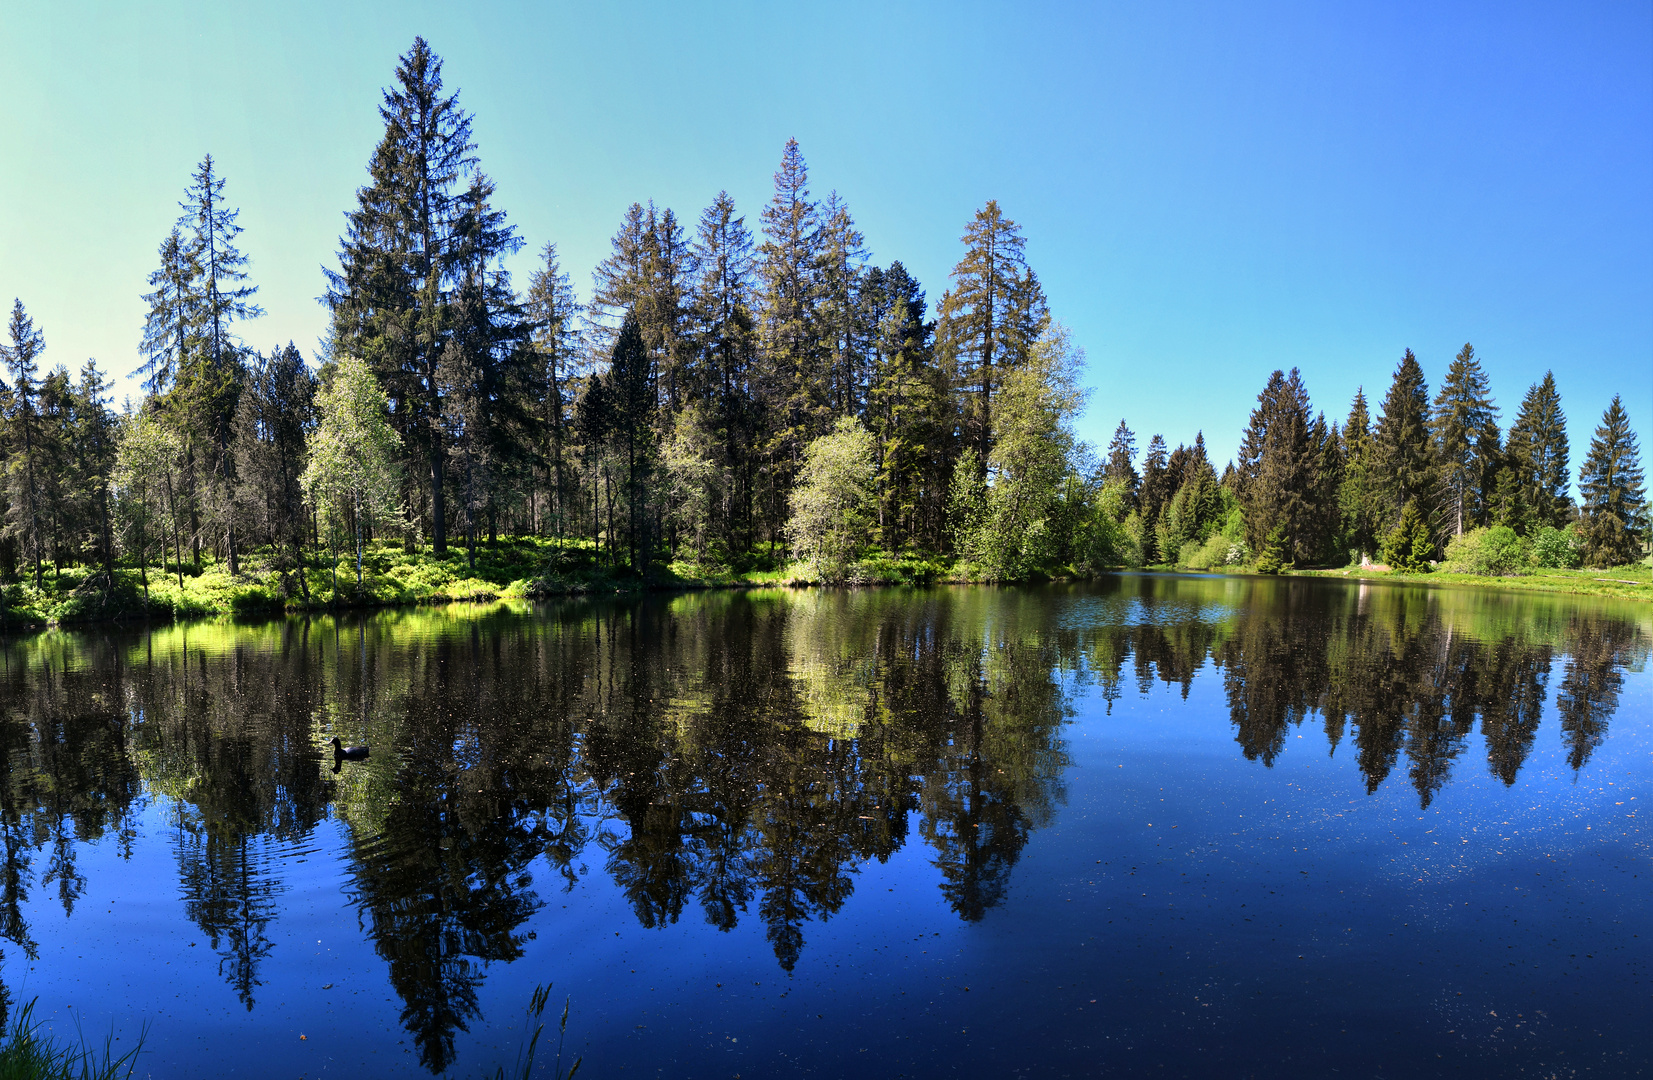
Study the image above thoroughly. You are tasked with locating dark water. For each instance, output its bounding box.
[0,575,1647,1078]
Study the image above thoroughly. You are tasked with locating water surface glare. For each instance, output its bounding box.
[0,575,1647,1077]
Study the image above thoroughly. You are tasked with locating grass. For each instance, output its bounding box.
[1298,560,1653,600]
[482,984,580,1080]
[0,998,145,1080]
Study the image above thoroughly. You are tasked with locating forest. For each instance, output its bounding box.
[0,37,1646,622]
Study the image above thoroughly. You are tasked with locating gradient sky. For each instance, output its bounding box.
[2,1,1649,475]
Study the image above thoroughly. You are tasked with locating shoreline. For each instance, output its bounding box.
[2,556,1647,635]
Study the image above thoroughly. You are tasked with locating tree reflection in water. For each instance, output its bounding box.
[0,578,1642,1071]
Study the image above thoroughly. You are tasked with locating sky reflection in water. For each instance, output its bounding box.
[0,575,1646,1077]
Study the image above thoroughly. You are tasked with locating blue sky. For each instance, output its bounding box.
[1,1,1648,473]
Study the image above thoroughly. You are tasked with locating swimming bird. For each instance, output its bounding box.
[330,737,370,762]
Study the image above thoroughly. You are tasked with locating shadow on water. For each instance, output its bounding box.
[0,576,1643,1072]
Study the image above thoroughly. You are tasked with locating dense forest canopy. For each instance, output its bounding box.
[0,38,1645,604]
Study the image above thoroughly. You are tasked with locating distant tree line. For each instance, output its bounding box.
[0,36,1644,597]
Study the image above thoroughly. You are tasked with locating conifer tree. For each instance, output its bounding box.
[1371,349,1439,539]
[1431,343,1499,535]
[816,191,868,417]
[525,243,583,541]
[758,139,829,480]
[70,361,118,583]
[1505,371,1570,528]
[864,262,948,549]
[175,154,261,575]
[688,192,758,551]
[935,201,1047,464]
[1104,421,1139,507]
[2,301,48,587]
[137,227,200,395]
[1340,388,1378,557]
[1577,395,1647,566]
[326,37,478,555]
[1138,434,1170,560]
[1236,369,1317,563]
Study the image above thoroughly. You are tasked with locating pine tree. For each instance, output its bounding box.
[935,200,1047,464]
[1577,395,1647,567]
[326,37,478,555]
[1431,343,1499,535]
[1371,349,1438,540]
[1505,371,1571,528]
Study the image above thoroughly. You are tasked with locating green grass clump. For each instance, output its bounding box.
[0,998,146,1080]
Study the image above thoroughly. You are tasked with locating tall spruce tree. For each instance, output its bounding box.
[525,242,583,541]
[1236,368,1317,563]
[864,262,948,549]
[1,301,48,586]
[137,227,200,395]
[175,154,261,575]
[1138,434,1171,557]
[1104,421,1139,506]
[935,200,1047,465]
[688,192,758,550]
[758,139,829,483]
[816,190,868,418]
[1505,371,1571,528]
[1371,349,1439,539]
[326,37,478,555]
[1340,388,1379,557]
[1431,343,1499,535]
[1577,395,1647,566]
[70,361,118,583]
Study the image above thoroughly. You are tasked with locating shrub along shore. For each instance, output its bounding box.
[0,536,1645,632]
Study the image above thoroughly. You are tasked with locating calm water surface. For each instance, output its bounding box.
[0,575,1647,1078]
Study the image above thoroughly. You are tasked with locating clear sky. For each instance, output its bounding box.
[2,1,1649,474]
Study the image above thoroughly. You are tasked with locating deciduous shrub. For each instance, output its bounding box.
[1442,526,1527,575]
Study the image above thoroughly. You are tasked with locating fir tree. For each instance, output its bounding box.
[1371,349,1438,541]
[1137,434,1170,560]
[1431,343,1499,535]
[1577,395,1647,566]
[1505,371,1570,528]
[816,190,868,418]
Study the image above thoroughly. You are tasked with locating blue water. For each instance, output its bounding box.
[0,577,1646,1077]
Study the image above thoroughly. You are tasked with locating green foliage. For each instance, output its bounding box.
[1431,342,1500,533]
[1529,524,1584,570]
[785,416,876,582]
[301,355,404,586]
[1372,350,1440,536]
[0,997,146,1080]
[1442,525,1527,575]
[1577,394,1648,568]
[1381,500,1435,573]
[952,325,1085,580]
[1070,478,1134,572]
[1506,371,1571,528]
[1255,525,1290,575]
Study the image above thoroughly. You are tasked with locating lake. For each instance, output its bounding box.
[0,574,1646,1078]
